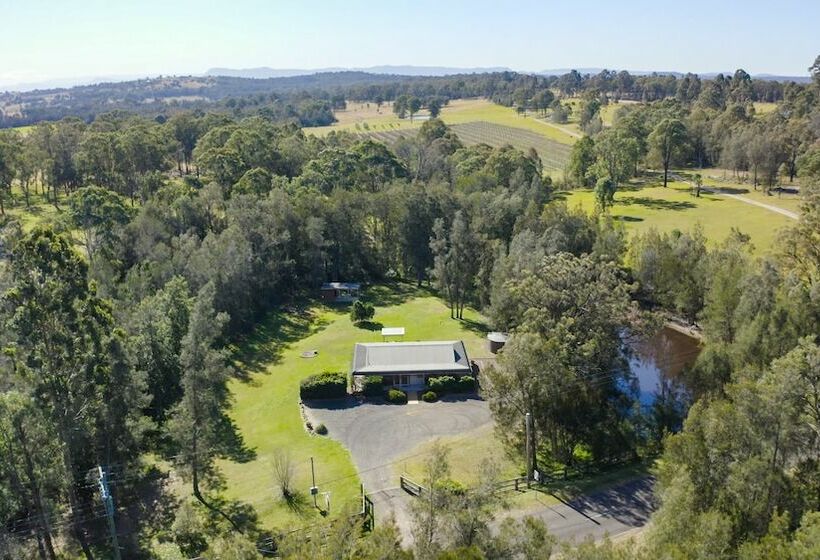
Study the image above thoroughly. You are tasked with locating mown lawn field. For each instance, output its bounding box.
[559,179,794,254]
[219,284,491,530]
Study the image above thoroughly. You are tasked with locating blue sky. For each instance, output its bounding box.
[1,0,817,88]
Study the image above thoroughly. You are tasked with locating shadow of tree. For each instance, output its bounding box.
[619,197,696,211]
[232,304,331,380]
[460,317,490,337]
[117,466,180,557]
[355,320,384,331]
[215,414,257,463]
[614,215,644,223]
[713,186,749,194]
[365,281,435,308]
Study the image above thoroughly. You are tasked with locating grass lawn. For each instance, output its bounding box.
[558,178,794,254]
[395,421,653,513]
[219,284,491,530]
[394,423,520,487]
[308,98,579,145]
[5,184,65,232]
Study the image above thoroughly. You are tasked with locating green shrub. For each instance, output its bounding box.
[428,375,476,394]
[435,478,467,496]
[350,300,375,323]
[386,388,407,404]
[362,375,385,397]
[421,390,438,403]
[315,423,328,435]
[457,376,476,392]
[299,372,347,399]
[428,375,457,393]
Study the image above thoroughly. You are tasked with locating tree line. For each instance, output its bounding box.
[3,62,815,128]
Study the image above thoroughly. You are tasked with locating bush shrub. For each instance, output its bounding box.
[386,388,407,404]
[421,390,438,403]
[428,375,475,394]
[350,300,375,323]
[457,376,476,392]
[299,372,347,399]
[315,423,328,435]
[428,375,457,393]
[362,375,385,397]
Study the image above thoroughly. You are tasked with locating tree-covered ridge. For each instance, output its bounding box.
[1,63,814,128]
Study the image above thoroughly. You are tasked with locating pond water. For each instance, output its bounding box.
[628,326,702,407]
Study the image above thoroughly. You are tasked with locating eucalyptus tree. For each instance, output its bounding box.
[3,227,144,559]
[648,118,688,187]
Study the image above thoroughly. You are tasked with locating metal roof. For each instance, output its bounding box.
[487,332,509,343]
[321,282,361,290]
[352,341,471,375]
[381,327,405,336]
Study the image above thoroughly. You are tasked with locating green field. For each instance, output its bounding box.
[560,179,794,253]
[450,122,572,172]
[219,285,491,530]
[349,121,573,174]
[308,98,579,145]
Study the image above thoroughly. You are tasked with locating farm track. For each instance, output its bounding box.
[354,121,571,172]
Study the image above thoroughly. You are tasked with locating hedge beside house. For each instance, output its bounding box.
[300,372,348,399]
[361,375,385,397]
[427,375,476,394]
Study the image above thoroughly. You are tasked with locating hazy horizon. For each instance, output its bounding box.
[1,0,818,90]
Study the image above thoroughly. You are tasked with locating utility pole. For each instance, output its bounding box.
[525,412,532,489]
[97,466,121,560]
[310,457,318,508]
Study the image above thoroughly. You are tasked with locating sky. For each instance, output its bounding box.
[1,0,818,89]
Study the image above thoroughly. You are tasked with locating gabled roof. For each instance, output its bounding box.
[352,341,471,375]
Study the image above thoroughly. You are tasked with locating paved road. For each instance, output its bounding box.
[500,476,656,543]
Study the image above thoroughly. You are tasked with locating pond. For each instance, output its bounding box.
[628,326,702,408]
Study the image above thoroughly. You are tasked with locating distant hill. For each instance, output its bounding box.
[206,65,513,78]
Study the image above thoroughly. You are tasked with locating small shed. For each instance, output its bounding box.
[320,282,361,303]
[487,332,509,354]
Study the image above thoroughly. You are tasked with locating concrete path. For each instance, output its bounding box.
[672,173,799,220]
[499,476,656,543]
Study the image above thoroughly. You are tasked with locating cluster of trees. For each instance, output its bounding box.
[566,64,819,194]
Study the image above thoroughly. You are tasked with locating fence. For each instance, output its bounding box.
[399,474,426,497]
[401,473,530,497]
[494,476,529,492]
[361,492,375,532]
